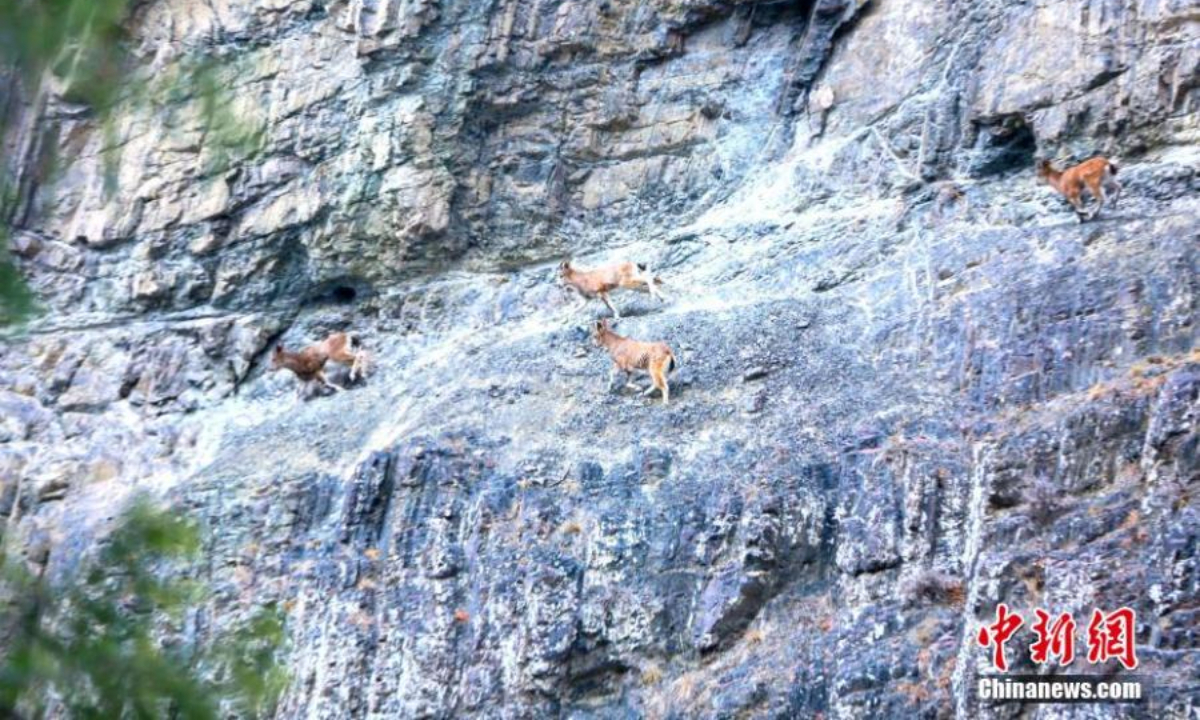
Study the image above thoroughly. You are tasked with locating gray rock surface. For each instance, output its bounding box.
[1,0,1198,717]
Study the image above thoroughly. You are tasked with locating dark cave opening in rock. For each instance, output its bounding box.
[331,285,357,303]
[306,280,368,307]
[968,116,1038,178]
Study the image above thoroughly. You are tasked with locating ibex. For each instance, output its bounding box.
[271,332,370,396]
[593,319,676,405]
[320,332,371,381]
[560,260,666,319]
[1037,157,1121,221]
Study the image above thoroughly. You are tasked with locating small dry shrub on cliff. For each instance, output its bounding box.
[1023,476,1063,526]
[640,664,664,685]
[670,672,698,702]
[896,681,932,705]
[900,569,965,608]
[1160,475,1191,513]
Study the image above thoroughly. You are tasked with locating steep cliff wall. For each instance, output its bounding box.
[2,0,1198,717]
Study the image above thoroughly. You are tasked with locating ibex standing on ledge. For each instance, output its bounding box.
[1037,157,1121,221]
[593,319,676,405]
[319,332,371,382]
[560,260,667,320]
[271,331,370,397]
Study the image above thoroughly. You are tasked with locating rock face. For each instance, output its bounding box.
[2,0,1198,717]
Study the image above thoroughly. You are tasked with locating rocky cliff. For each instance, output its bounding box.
[2,0,1198,717]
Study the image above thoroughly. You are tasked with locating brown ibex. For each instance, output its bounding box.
[271,332,370,396]
[560,260,667,319]
[593,319,676,405]
[1037,157,1121,221]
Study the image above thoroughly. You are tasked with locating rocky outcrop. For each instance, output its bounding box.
[2,0,1197,717]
